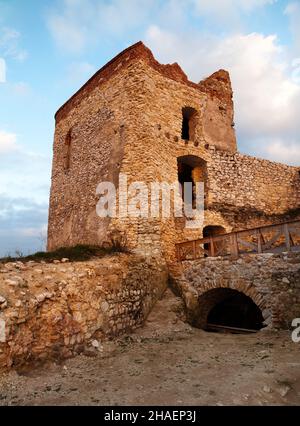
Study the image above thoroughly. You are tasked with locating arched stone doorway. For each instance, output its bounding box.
[177,155,207,209]
[195,288,264,332]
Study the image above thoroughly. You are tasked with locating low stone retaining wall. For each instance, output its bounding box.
[170,252,300,330]
[0,254,168,371]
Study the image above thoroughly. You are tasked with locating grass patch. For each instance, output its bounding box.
[0,244,127,264]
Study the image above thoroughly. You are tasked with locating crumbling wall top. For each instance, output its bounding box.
[198,69,233,103]
[55,41,232,122]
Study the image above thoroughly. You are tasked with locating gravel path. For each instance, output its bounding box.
[0,290,299,406]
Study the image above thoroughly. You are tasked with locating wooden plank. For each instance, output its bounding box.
[230,233,239,258]
[289,232,295,247]
[206,323,258,334]
[257,229,262,253]
[175,219,300,262]
[284,223,291,251]
[260,230,266,245]
[286,223,300,233]
[210,237,215,257]
[261,230,282,250]
[178,220,300,250]
[193,240,196,259]
[237,237,257,250]
[267,244,287,254]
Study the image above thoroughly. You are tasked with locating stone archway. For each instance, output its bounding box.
[203,225,226,238]
[171,254,300,331]
[195,288,264,331]
[177,258,272,330]
[177,155,207,209]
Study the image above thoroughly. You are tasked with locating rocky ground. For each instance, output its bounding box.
[0,289,299,406]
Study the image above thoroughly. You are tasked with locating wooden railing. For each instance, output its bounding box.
[176,220,300,261]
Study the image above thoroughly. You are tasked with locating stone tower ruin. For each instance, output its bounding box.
[48,41,300,261]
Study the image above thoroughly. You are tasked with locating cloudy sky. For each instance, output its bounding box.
[0,0,300,256]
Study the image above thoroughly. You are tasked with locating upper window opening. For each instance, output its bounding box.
[181,107,197,141]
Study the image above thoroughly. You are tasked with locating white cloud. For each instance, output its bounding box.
[46,0,157,53]
[0,131,18,153]
[264,140,300,165]
[285,2,300,54]
[12,81,31,96]
[193,0,276,25]
[146,27,300,164]
[67,61,96,85]
[45,1,300,165]
[291,58,300,84]
[0,27,27,61]
[0,130,51,204]
[19,224,47,238]
[46,0,280,53]
[0,194,48,256]
[47,13,86,54]
[0,57,6,82]
[0,151,51,205]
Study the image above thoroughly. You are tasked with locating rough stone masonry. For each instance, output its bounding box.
[1,42,299,372]
[0,254,167,371]
[170,252,300,331]
[47,41,300,261]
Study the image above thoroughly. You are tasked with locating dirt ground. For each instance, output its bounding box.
[0,289,299,406]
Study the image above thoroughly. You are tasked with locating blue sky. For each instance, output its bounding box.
[0,0,300,256]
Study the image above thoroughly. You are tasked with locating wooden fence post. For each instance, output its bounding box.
[231,233,239,258]
[284,223,291,251]
[210,237,215,257]
[257,230,262,253]
[193,241,197,259]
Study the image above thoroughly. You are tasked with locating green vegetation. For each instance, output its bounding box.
[0,244,128,264]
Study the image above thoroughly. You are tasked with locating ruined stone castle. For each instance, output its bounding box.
[48,42,300,258]
[48,41,300,261]
[0,42,300,371]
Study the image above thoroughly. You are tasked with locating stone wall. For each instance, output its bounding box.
[47,61,136,251]
[48,41,300,263]
[48,42,238,258]
[206,147,300,230]
[0,254,168,371]
[118,53,300,259]
[198,69,237,153]
[170,252,300,330]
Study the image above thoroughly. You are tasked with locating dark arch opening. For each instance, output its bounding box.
[196,288,264,333]
[177,155,207,209]
[203,225,225,237]
[181,107,197,141]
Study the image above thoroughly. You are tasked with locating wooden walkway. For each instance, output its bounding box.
[176,219,300,261]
